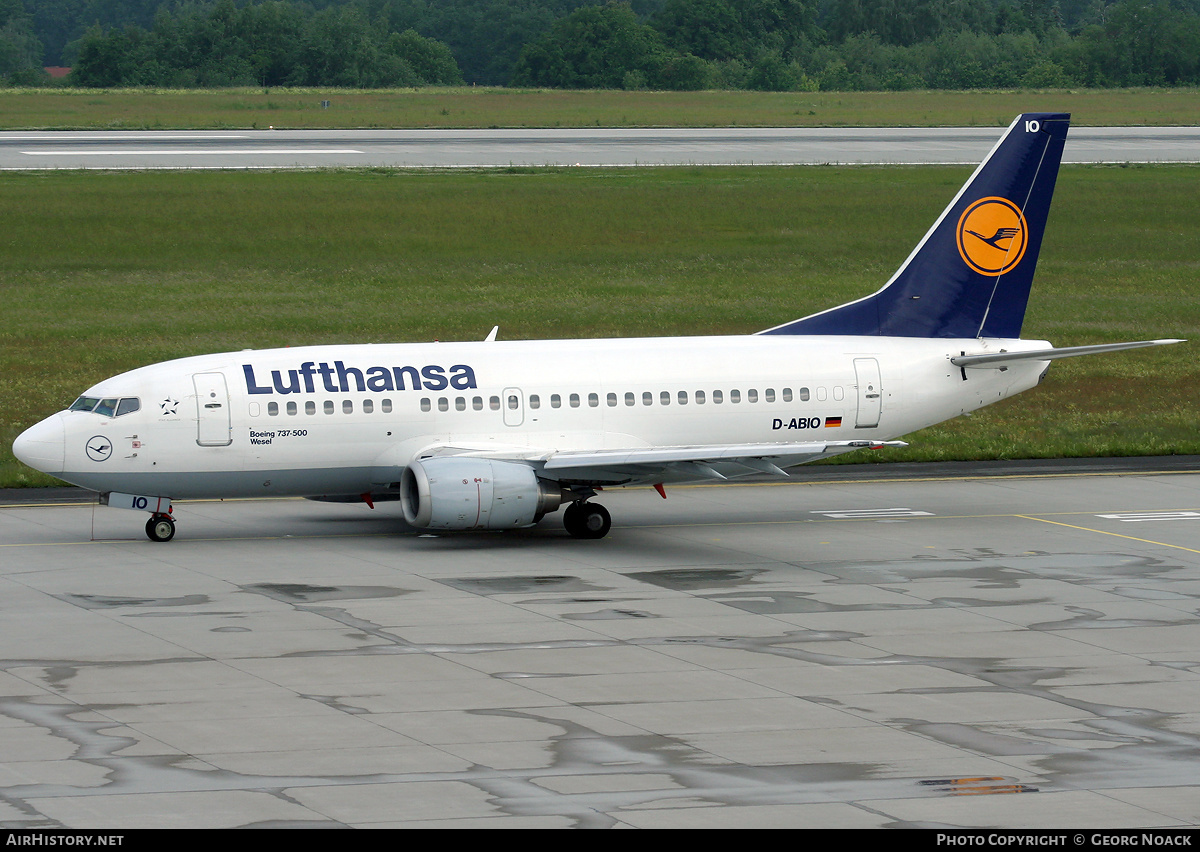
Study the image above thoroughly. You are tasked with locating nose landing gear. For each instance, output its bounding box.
[146,513,176,542]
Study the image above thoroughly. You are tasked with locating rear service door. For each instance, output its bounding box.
[853,358,882,429]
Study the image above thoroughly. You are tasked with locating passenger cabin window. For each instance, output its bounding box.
[363,399,373,414]
[267,402,279,416]
[713,390,723,404]
[381,399,392,413]
[420,398,431,412]
[529,394,540,409]
[551,394,562,409]
[306,401,316,415]
[324,400,335,415]
[287,401,297,415]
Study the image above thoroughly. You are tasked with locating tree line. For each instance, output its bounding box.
[4,0,1200,90]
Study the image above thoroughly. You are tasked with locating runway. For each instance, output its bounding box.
[3,459,1200,827]
[2,126,1199,169]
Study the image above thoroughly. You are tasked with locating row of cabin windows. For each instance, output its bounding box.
[523,387,806,409]
[265,397,495,416]
[266,398,395,416]
[262,386,843,417]
[420,386,837,413]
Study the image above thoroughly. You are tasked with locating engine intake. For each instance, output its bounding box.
[401,457,566,531]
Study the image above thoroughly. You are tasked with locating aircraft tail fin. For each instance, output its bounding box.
[760,113,1070,339]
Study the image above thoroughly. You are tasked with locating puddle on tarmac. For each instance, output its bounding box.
[625,568,766,591]
[242,583,409,603]
[56,594,210,610]
[440,575,607,595]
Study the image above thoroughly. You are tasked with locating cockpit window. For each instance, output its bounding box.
[69,396,140,417]
[116,398,140,417]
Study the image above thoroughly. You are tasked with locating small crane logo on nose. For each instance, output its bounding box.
[86,437,112,462]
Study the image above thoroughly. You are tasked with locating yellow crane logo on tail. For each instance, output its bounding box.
[956,197,1028,276]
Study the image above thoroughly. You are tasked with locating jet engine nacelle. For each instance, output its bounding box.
[400,457,566,531]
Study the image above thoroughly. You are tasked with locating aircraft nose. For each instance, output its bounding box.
[12,414,65,475]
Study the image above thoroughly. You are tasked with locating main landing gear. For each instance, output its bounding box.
[145,513,176,542]
[562,501,611,539]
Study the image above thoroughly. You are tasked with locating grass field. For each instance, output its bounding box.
[1,87,1198,129]
[2,163,1198,487]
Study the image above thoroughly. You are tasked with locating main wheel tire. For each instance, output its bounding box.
[563,501,586,537]
[146,515,176,542]
[580,503,611,539]
[564,501,610,539]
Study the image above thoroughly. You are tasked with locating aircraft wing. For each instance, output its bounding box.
[416,440,908,486]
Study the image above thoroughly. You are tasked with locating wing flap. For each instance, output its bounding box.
[541,441,908,484]
[542,441,905,469]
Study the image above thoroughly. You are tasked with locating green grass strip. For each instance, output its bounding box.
[0,87,1198,129]
[2,164,1198,487]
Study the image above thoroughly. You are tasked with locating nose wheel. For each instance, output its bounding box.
[563,501,611,539]
[146,514,176,542]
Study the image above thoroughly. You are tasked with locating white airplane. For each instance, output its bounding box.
[13,113,1182,542]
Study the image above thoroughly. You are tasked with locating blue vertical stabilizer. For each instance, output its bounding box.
[760,113,1070,339]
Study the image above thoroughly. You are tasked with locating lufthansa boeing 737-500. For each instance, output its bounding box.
[12,114,1183,542]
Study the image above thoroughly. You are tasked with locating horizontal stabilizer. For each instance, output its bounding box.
[952,339,1184,369]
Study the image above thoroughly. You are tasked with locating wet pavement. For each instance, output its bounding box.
[2,463,1200,827]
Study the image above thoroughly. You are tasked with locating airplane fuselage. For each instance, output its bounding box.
[24,334,1050,501]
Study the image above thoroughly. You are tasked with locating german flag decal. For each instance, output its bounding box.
[825,416,842,428]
